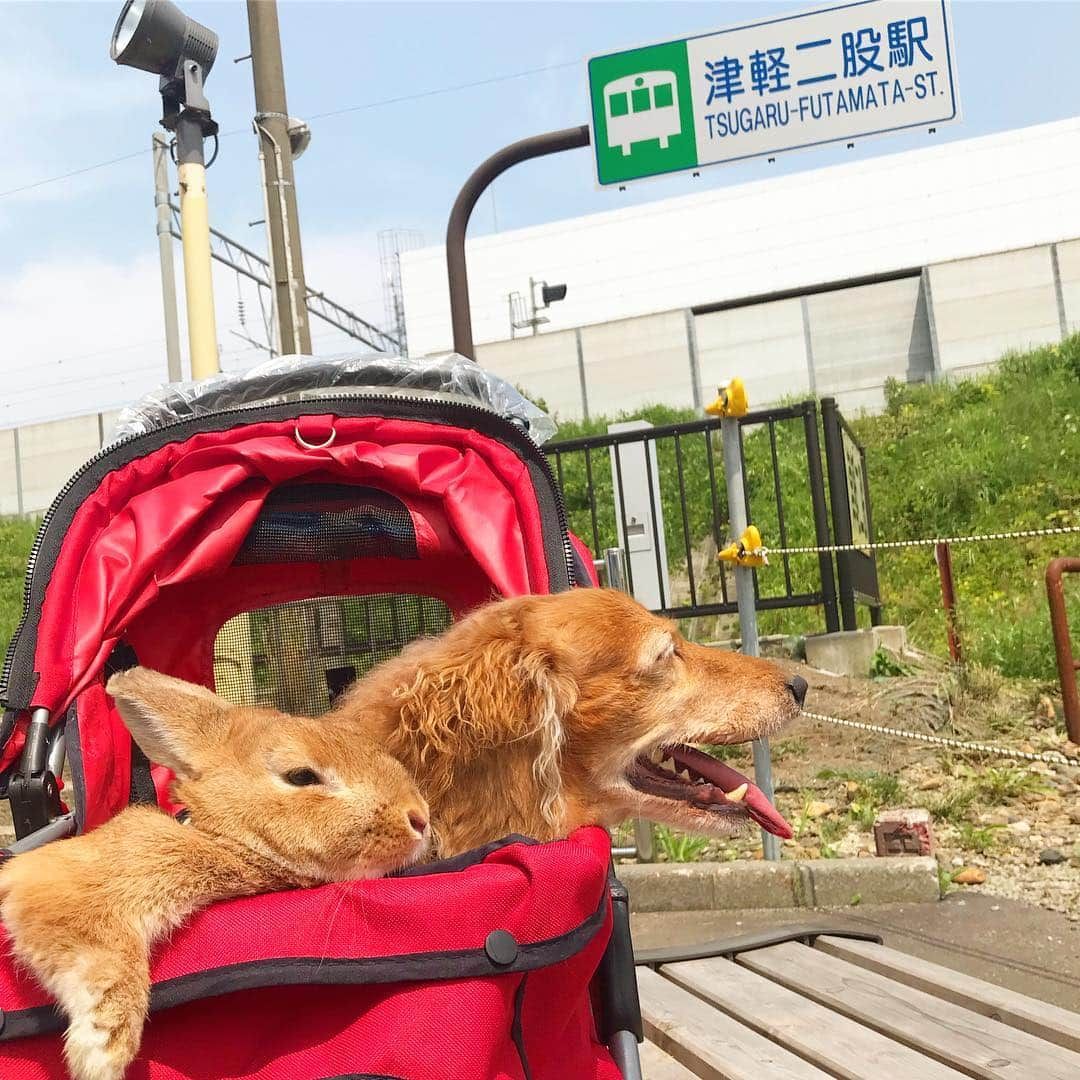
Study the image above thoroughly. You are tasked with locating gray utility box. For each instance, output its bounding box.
[607,420,671,611]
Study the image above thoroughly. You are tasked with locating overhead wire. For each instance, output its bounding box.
[0,59,578,201]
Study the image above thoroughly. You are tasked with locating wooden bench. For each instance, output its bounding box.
[633,926,1080,1079]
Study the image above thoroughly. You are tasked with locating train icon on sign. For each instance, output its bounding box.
[603,71,682,156]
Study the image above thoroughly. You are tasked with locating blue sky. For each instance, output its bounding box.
[3,0,1080,426]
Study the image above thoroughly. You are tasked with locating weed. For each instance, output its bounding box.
[936,864,954,897]
[818,768,904,808]
[701,743,749,763]
[920,785,977,824]
[818,817,847,844]
[775,737,810,757]
[957,822,1003,854]
[792,796,815,841]
[653,826,709,863]
[870,647,908,678]
[971,766,1049,805]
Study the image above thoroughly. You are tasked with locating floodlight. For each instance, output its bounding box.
[287,117,312,160]
[109,0,221,380]
[532,279,568,311]
[110,0,218,84]
[540,283,567,306]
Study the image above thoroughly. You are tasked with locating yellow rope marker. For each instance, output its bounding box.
[704,377,749,418]
[718,525,768,568]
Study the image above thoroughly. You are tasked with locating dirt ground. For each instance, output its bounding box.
[641,651,1080,921]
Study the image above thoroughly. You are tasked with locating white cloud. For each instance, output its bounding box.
[0,227,400,429]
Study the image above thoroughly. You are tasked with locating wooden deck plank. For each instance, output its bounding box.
[739,941,1080,1080]
[661,955,966,1080]
[637,966,830,1080]
[815,935,1080,1054]
[640,1038,702,1079]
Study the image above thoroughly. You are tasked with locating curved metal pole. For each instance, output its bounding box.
[446,125,590,359]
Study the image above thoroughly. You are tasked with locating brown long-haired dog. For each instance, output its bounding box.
[333,588,805,857]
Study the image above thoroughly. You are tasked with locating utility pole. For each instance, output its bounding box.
[247,0,311,356]
[153,132,183,382]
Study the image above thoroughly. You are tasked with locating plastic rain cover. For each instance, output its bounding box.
[109,353,558,445]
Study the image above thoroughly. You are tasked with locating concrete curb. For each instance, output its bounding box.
[616,856,940,912]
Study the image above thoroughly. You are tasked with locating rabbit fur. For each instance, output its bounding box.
[0,668,430,1080]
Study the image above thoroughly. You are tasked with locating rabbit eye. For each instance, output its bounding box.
[283,768,322,787]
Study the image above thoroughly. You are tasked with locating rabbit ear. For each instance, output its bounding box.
[106,668,232,779]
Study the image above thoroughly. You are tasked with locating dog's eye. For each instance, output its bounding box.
[656,639,677,663]
[283,768,322,787]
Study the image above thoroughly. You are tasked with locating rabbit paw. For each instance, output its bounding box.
[56,964,147,1080]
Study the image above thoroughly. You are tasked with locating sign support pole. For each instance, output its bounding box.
[720,415,780,862]
[446,125,589,360]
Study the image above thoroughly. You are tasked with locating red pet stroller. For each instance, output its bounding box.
[0,356,643,1079]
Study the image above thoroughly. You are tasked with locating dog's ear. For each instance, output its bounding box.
[392,603,577,825]
[107,667,232,779]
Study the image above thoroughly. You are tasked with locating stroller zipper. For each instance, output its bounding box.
[1,393,577,707]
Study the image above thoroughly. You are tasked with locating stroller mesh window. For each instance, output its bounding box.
[235,484,418,565]
[214,594,451,715]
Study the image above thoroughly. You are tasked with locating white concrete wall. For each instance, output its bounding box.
[579,311,693,417]
[0,429,19,517]
[929,246,1061,378]
[402,117,1080,359]
[475,331,582,419]
[1,413,110,518]
[15,415,101,516]
[694,298,809,409]
[1056,239,1080,336]
[808,275,934,413]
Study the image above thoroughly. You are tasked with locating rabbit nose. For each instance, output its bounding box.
[787,675,808,707]
[407,809,428,836]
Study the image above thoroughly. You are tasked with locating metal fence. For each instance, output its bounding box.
[546,400,849,635]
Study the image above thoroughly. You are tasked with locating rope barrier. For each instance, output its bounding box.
[762,523,1080,558]
[801,709,1080,768]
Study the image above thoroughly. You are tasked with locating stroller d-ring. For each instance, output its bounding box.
[294,423,336,451]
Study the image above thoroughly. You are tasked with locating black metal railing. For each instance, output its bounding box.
[546,401,841,634]
[820,396,882,630]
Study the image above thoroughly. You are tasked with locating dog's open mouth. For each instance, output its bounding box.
[627,744,793,839]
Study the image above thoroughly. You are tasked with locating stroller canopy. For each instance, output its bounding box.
[1,356,591,830]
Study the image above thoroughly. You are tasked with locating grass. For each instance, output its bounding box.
[653,825,710,863]
[547,335,1080,679]
[816,767,905,807]
[0,517,37,659]
[920,785,978,824]
[851,339,1080,679]
[967,765,1049,805]
[957,822,1003,854]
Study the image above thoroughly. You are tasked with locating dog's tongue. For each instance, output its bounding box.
[668,747,793,840]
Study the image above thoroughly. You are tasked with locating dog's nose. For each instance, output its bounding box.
[787,675,808,707]
[408,810,428,836]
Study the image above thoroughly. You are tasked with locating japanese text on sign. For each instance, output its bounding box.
[587,0,959,187]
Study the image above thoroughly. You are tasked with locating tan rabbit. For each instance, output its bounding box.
[0,668,430,1080]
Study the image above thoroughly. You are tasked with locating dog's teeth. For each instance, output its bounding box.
[650,747,664,764]
[725,783,748,803]
[678,768,691,780]
[659,758,677,774]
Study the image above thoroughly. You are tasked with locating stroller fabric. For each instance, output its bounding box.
[0,828,621,1078]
